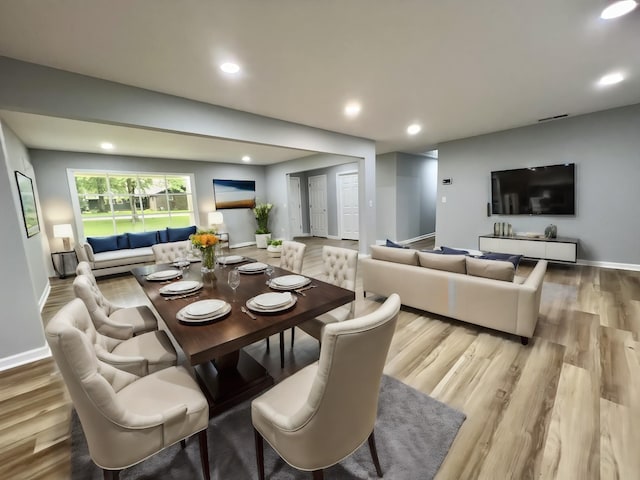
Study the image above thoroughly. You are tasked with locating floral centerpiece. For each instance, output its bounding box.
[190,229,218,272]
[253,202,273,234]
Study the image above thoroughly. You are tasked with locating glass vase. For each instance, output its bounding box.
[201,246,215,273]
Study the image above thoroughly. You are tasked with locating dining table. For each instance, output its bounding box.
[132,257,355,416]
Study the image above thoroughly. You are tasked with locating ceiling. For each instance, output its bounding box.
[0,0,638,163]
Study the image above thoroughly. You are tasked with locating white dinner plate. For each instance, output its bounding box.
[185,299,226,317]
[246,294,297,313]
[159,280,202,294]
[237,262,268,273]
[146,269,182,281]
[253,292,292,308]
[269,275,310,290]
[219,255,245,265]
[177,302,231,324]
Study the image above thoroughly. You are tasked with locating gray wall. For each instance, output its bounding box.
[0,122,48,365]
[436,103,640,265]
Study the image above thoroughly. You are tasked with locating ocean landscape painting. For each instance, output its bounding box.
[213,179,256,209]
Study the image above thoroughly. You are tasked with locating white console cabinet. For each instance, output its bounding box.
[479,235,578,263]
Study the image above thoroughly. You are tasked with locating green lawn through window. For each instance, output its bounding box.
[82,215,192,237]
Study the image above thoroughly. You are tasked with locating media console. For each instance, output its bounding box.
[479,234,578,263]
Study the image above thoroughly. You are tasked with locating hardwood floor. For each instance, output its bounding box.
[2,237,639,479]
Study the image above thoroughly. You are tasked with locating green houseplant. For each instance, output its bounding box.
[253,202,273,248]
[267,239,283,257]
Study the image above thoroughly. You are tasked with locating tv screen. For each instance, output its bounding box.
[491,164,575,215]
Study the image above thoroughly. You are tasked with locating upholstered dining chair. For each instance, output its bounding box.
[267,240,308,367]
[46,299,210,480]
[252,293,401,480]
[151,239,191,264]
[72,279,177,376]
[75,261,157,338]
[297,246,358,344]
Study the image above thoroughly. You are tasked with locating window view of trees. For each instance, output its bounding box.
[74,172,194,237]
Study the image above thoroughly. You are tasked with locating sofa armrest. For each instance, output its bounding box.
[516,260,548,338]
[75,242,95,263]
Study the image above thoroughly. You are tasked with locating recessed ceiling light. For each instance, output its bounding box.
[242,155,251,162]
[407,124,422,135]
[100,142,114,150]
[601,0,638,19]
[220,62,240,74]
[344,102,361,117]
[598,72,624,86]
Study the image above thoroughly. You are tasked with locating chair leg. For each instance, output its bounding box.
[103,469,120,480]
[279,331,285,368]
[266,337,270,352]
[180,439,186,449]
[254,428,265,480]
[312,470,324,480]
[368,431,383,477]
[291,327,295,347]
[198,430,210,480]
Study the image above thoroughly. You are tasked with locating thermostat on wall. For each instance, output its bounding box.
[442,178,452,185]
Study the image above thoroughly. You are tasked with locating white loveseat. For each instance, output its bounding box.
[361,245,547,344]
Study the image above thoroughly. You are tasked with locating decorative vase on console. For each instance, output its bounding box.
[190,229,218,273]
[544,224,557,239]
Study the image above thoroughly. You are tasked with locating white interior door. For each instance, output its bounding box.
[338,172,359,240]
[288,176,303,237]
[308,174,328,237]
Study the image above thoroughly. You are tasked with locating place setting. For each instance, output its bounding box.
[145,269,182,281]
[159,280,203,300]
[236,261,269,274]
[246,291,297,314]
[268,274,312,291]
[176,299,231,325]
[217,255,246,266]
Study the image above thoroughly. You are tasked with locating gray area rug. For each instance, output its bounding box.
[71,375,465,479]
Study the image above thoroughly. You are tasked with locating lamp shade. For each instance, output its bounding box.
[208,211,224,226]
[53,224,74,251]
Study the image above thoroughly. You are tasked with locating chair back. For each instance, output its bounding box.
[288,294,400,468]
[322,246,358,290]
[151,240,191,264]
[73,274,130,338]
[45,299,159,469]
[76,260,95,281]
[280,240,307,273]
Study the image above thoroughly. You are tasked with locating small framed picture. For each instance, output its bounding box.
[15,171,40,237]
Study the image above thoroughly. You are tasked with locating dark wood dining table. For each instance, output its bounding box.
[132,259,355,416]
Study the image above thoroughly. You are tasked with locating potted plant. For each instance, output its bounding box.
[253,202,273,248]
[267,239,283,257]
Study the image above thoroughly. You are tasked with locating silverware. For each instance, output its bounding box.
[241,306,257,320]
[164,292,200,301]
[296,284,317,293]
[293,289,306,296]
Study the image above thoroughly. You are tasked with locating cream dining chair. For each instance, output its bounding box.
[45,298,210,480]
[72,277,177,376]
[297,246,358,343]
[252,293,401,479]
[268,240,307,368]
[75,261,157,338]
[151,239,191,264]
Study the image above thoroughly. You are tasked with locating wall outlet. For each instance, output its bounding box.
[442,196,447,203]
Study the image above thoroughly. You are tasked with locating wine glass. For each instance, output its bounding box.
[175,248,190,272]
[265,264,274,286]
[228,268,240,302]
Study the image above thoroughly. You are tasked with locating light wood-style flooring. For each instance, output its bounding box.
[2,237,639,479]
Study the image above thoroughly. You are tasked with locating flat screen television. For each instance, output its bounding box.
[491,163,575,215]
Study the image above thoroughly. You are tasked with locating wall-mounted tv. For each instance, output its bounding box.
[491,163,575,215]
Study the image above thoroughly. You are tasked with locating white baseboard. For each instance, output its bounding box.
[577,259,640,272]
[0,345,51,372]
[39,281,51,312]
[230,241,256,249]
[327,235,340,240]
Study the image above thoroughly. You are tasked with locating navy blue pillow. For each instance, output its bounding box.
[385,239,408,249]
[158,229,168,243]
[480,252,523,269]
[116,234,129,249]
[87,235,118,254]
[441,246,469,255]
[127,231,158,248]
[167,225,197,242]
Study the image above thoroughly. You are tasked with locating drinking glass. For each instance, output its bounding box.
[265,265,274,286]
[228,268,240,302]
[176,249,190,272]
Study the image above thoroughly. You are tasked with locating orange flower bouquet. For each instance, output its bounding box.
[190,230,219,272]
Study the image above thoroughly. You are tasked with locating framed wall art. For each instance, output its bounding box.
[15,171,40,237]
[213,179,256,209]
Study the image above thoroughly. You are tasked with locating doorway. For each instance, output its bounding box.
[308,174,328,237]
[337,171,359,240]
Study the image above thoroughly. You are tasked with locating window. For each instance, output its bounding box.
[71,171,195,238]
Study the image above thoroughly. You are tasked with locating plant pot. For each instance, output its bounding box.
[255,233,271,249]
[267,245,282,257]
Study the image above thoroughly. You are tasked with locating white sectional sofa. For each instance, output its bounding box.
[361,245,548,344]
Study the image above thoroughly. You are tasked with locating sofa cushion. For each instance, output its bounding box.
[466,256,515,282]
[385,239,408,249]
[370,245,418,265]
[479,252,523,269]
[92,247,155,269]
[116,234,129,249]
[167,226,197,242]
[158,229,169,243]
[417,251,466,274]
[441,246,469,255]
[87,235,119,254]
[128,231,158,248]
[420,249,442,254]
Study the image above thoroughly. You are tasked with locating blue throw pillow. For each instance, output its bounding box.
[127,231,158,249]
[87,235,118,254]
[385,239,408,249]
[167,225,197,242]
[441,246,469,255]
[158,229,168,243]
[480,252,523,269]
[116,234,129,249]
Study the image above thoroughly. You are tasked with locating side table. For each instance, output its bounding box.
[51,250,78,279]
